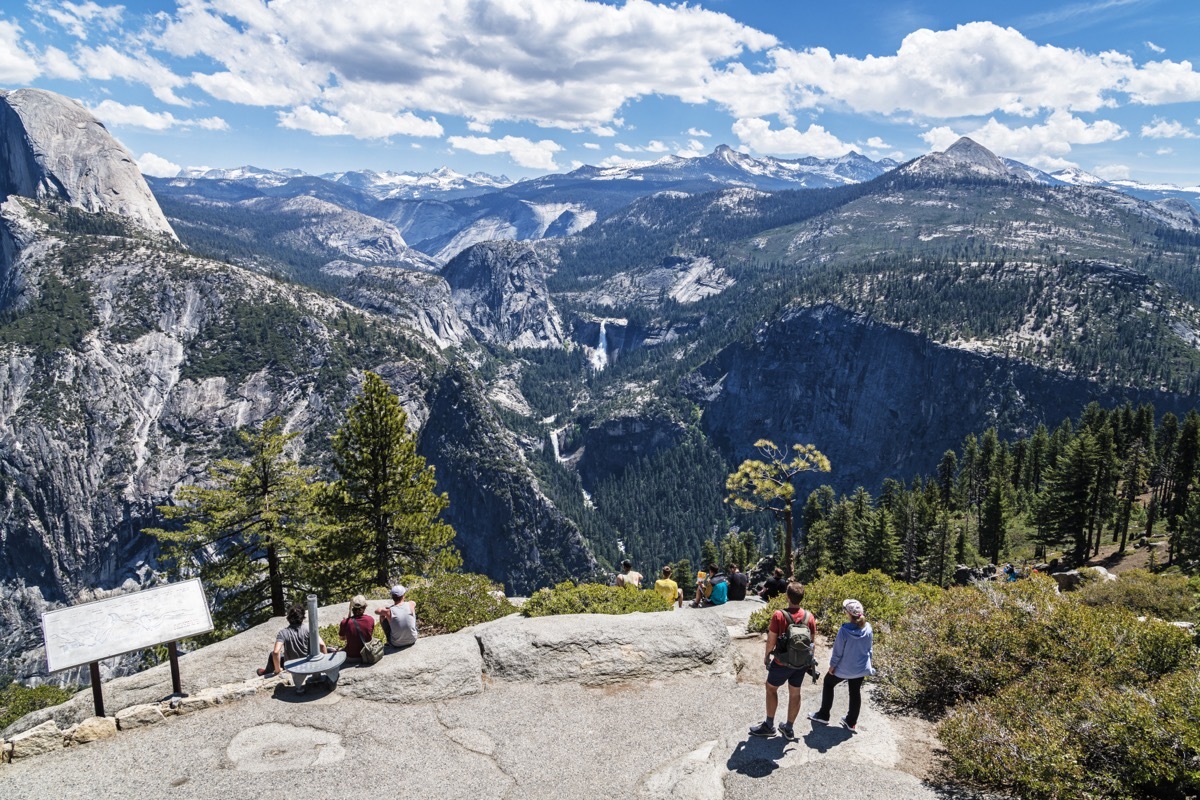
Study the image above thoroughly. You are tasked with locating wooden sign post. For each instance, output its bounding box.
[41,579,214,717]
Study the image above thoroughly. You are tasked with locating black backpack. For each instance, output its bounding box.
[774,608,815,670]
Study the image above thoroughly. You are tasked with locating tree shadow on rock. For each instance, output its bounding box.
[726,736,790,778]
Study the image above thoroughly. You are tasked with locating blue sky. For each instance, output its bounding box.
[3,0,1200,185]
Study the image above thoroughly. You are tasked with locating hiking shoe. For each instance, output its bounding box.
[807,712,829,725]
[840,716,857,733]
[748,721,776,737]
[778,722,795,739]
[256,667,267,676]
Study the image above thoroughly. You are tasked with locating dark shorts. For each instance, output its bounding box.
[766,661,806,688]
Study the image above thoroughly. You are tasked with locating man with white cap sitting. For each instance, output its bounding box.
[376,584,418,649]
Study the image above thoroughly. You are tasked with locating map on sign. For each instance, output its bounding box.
[41,578,214,673]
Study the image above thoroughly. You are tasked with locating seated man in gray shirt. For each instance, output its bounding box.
[259,603,328,693]
[376,584,418,649]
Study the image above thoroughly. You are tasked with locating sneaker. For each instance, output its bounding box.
[840,716,857,733]
[748,721,776,737]
[807,712,829,725]
[778,722,795,739]
[256,667,267,676]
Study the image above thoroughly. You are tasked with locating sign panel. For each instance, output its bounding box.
[41,578,214,673]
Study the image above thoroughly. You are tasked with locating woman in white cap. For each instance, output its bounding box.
[376,585,418,649]
[807,598,875,732]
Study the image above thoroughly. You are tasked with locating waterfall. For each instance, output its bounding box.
[589,321,609,372]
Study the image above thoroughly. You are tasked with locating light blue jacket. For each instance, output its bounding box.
[828,621,875,679]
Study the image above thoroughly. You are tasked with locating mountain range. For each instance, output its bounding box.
[4,87,1200,682]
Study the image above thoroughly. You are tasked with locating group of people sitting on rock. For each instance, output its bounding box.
[257,584,420,692]
[612,559,766,608]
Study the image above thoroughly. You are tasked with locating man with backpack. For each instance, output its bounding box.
[750,581,817,739]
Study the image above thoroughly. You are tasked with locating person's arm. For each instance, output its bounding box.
[763,611,780,667]
[272,641,284,674]
[338,619,349,641]
[318,636,328,654]
[828,628,845,676]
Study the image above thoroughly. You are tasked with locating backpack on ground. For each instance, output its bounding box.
[774,609,815,670]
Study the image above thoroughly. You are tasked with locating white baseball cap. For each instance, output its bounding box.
[843,598,864,617]
[391,584,407,598]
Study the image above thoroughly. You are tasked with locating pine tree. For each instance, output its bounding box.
[323,372,460,591]
[1037,431,1099,563]
[148,417,328,628]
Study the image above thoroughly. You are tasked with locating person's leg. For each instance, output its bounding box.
[845,677,865,727]
[785,682,803,725]
[764,682,779,721]
[813,673,842,720]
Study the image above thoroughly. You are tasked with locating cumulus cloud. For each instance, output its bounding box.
[732,117,853,158]
[583,142,601,150]
[279,104,442,138]
[136,152,181,177]
[920,110,1127,169]
[75,45,191,105]
[0,20,42,83]
[1156,147,1174,155]
[644,140,669,153]
[89,100,228,131]
[447,134,563,169]
[1093,163,1131,180]
[40,1,124,40]
[40,46,82,80]
[1140,117,1196,138]
[152,0,775,134]
[688,127,711,137]
[677,139,706,157]
[466,120,491,133]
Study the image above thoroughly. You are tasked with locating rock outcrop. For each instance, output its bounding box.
[443,240,565,348]
[0,89,174,239]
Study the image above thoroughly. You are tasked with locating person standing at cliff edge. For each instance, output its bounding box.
[750,582,817,739]
[376,585,418,650]
[808,598,876,733]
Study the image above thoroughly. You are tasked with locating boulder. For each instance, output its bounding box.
[66,716,117,745]
[475,610,734,685]
[7,720,61,760]
[335,634,483,704]
[1087,566,1118,582]
[115,703,165,730]
[1051,571,1084,592]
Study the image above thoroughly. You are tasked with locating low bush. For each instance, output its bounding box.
[0,681,75,730]
[522,582,674,617]
[1077,568,1199,623]
[747,570,940,638]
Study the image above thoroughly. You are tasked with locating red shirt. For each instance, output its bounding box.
[769,607,816,665]
[339,614,375,658]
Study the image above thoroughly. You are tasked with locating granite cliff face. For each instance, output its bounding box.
[0,89,173,239]
[697,304,1194,491]
[443,241,565,349]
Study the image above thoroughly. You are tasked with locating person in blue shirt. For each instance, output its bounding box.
[807,598,876,732]
[690,563,728,607]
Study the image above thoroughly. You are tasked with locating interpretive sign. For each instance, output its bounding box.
[41,578,213,673]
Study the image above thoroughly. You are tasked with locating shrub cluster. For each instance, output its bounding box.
[747,570,939,638]
[0,682,75,730]
[1077,568,1199,623]
[522,582,674,617]
[877,573,1200,799]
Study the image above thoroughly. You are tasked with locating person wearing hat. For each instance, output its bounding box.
[338,595,377,661]
[376,585,418,649]
[808,598,876,733]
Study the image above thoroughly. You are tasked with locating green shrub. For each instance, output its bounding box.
[0,681,75,730]
[405,572,515,633]
[747,570,940,638]
[522,582,674,617]
[1077,569,1198,623]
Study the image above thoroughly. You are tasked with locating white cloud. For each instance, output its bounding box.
[591,126,618,137]
[1093,163,1131,180]
[732,117,853,158]
[447,134,563,170]
[1140,117,1196,139]
[583,142,601,150]
[89,100,228,131]
[598,154,647,168]
[40,1,124,40]
[467,120,491,133]
[40,46,82,80]
[687,127,711,137]
[645,140,668,153]
[137,152,181,177]
[864,136,891,149]
[615,143,635,153]
[1146,41,1165,54]
[0,20,41,83]
[677,139,706,157]
[75,45,191,105]
[919,111,1127,169]
[154,0,776,132]
[278,104,442,138]
[1157,147,1174,155]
